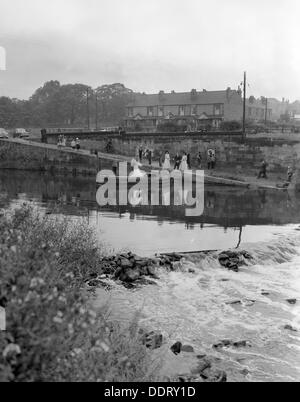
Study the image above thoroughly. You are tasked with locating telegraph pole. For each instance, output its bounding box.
[265,97,268,125]
[95,93,98,130]
[242,71,246,141]
[86,87,90,130]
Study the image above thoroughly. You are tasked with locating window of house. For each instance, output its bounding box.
[191,105,197,115]
[158,106,164,117]
[147,107,154,117]
[178,106,185,116]
[128,107,133,117]
[213,104,223,116]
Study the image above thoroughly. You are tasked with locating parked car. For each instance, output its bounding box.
[13,128,30,138]
[0,128,9,138]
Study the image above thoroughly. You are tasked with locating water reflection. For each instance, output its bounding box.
[1,170,300,254]
[1,170,300,226]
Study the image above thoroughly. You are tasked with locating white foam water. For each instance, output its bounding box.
[95,227,300,382]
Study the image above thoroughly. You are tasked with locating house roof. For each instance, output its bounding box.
[127,89,241,107]
[125,113,223,121]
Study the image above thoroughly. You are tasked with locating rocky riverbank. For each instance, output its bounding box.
[86,251,184,289]
[85,248,255,290]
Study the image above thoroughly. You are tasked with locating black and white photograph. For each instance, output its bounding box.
[0,0,300,386]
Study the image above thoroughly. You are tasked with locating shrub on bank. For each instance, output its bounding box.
[220,120,242,131]
[0,205,156,382]
[156,122,187,133]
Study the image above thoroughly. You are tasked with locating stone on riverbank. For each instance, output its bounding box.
[158,253,184,270]
[201,367,227,382]
[213,339,252,349]
[193,358,211,373]
[182,356,227,383]
[218,250,253,272]
[170,342,182,355]
[86,277,113,291]
[226,299,256,307]
[181,345,195,353]
[96,252,165,287]
[170,343,195,355]
[139,330,163,350]
[91,251,184,288]
[226,300,242,305]
[119,268,141,283]
[284,325,297,332]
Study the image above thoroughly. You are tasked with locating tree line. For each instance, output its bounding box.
[0,81,134,129]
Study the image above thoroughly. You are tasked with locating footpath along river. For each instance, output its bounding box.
[0,170,300,381]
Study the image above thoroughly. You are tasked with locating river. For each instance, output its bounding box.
[0,169,300,382]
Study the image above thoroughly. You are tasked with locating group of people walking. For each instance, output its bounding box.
[137,147,153,166]
[160,151,190,171]
[160,149,216,171]
[57,135,81,150]
[71,138,81,150]
[57,135,67,147]
[136,146,217,172]
[257,160,295,187]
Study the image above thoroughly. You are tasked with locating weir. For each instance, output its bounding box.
[1,137,300,191]
[0,138,125,174]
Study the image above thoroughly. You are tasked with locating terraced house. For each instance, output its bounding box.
[124,88,273,132]
[246,96,272,122]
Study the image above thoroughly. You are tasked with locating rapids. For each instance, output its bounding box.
[95,231,300,382]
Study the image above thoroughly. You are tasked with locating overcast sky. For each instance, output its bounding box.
[0,0,299,100]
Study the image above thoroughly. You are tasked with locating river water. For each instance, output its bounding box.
[0,170,300,382]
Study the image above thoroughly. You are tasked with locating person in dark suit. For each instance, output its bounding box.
[174,152,181,170]
[187,153,191,169]
[257,160,268,179]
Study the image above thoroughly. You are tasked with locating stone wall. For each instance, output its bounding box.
[0,139,113,175]
[2,135,300,176]
[79,134,300,173]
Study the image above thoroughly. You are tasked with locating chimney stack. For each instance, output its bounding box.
[191,89,197,99]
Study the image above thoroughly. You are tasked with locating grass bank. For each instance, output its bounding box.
[0,205,158,382]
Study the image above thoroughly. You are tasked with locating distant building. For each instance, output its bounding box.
[292,114,300,124]
[266,98,290,121]
[246,96,272,122]
[125,88,245,132]
[124,88,273,132]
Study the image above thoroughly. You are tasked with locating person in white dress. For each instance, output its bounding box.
[179,153,188,171]
[129,158,147,178]
[0,306,5,331]
[162,151,171,170]
[129,158,146,206]
[71,139,76,149]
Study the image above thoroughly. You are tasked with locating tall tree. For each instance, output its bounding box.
[95,83,134,124]
[0,81,134,128]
